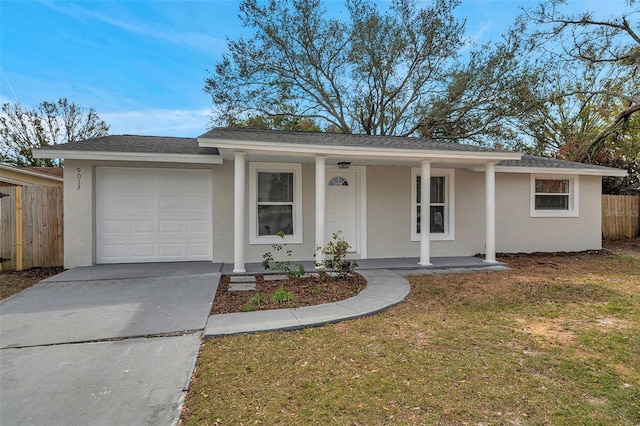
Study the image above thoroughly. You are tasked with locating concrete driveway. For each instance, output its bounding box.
[0,262,221,426]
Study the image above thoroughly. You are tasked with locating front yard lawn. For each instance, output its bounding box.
[182,247,640,425]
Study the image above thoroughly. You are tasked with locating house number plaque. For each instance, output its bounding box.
[76,168,81,190]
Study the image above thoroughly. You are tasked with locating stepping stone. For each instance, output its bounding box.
[228,283,257,291]
[230,275,256,283]
[263,274,289,282]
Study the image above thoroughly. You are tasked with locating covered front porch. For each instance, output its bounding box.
[197,128,523,272]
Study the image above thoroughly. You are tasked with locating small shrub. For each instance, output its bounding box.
[249,293,266,305]
[262,231,306,279]
[316,231,357,280]
[272,288,294,303]
[242,293,266,312]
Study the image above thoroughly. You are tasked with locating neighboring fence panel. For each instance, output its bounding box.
[0,186,63,271]
[602,195,640,239]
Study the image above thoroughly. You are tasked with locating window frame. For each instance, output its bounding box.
[530,174,579,218]
[411,168,455,241]
[249,162,303,244]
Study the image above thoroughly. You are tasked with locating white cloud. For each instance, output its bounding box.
[101,108,212,137]
[42,1,227,53]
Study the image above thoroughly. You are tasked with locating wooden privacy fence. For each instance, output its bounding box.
[0,186,63,271]
[602,195,640,239]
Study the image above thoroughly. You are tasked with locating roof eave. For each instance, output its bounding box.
[34,149,223,165]
[490,165,628,177]
[197,137,522,162]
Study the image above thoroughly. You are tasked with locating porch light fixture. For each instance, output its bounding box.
[337,161,351,169]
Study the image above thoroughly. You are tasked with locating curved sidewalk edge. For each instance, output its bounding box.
[203,269,410,338]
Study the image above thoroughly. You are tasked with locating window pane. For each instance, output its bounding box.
[416,205,446,234]
[431,205,445,233]
[535,194,569,210]
[416,176,445,204]
[258,172,293,202]
[328,176,348,186]
[431,176,445,204]
[258,205,293,235]
[535,179,568,194]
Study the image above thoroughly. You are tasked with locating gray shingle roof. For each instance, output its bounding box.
[498,155,624,172]
[198,127,511,153]
[38,135,220,156]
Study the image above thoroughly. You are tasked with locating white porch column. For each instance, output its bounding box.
[419,160,432,266]
[233,151,246,273]
[315,155,326,267]
[485,161,497,263]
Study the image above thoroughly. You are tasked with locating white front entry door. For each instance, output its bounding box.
[95,167,212,263]
[325,169,358,252]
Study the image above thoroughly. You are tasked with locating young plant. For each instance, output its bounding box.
[272,288,293,303]
[248,293,266,305]
[316,231,358,280]
[261,231,306,279]
[243,293,266,312]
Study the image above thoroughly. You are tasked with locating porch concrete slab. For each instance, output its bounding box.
[221,256,504,274]
[230,275,256,283]
[263,274,289,281]
[0,334,200,426]
[42,261,223,282]
[0,273,220,348]
[204,269,410,338]
[229,283,257,291]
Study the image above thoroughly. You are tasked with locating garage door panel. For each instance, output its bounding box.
[158,196,182,209]
[158,243,183,257]
[187,219,210,233]
[158,219,182,233]
[96,167,213,263]
[187,243,210,256]
[100,244,128,259]
[131,220,154,234]
[102,219,128,234]
[131,244,155,257]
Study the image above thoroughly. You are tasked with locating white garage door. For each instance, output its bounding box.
[96,167,212,263]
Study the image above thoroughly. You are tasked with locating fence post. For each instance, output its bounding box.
[15,186,23,271]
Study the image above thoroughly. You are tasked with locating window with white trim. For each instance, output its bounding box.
[530,175,579,217]
[411,168,455,241]
[249,162,303,244]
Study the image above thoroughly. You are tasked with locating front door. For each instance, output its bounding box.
[325,170,358,252]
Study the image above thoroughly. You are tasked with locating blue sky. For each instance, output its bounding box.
[0,0,628,137]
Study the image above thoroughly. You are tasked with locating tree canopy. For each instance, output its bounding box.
[0,98,110,167]
[514,0,639,193]
[206,0,538,143]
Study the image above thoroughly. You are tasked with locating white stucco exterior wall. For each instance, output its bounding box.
[60,160,605,268]
[366,167,488,258]
[63,160,95,268]
[495,173,602,252]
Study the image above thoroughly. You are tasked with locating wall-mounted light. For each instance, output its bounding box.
[337,161,351,169]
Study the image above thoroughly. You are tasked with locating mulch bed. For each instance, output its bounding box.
[211,273,367,314]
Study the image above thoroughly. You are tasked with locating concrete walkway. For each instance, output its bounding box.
[205,269,411,337]
[205,262,508,338]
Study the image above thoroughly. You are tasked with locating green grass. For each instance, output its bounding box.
[182,252,640,425]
